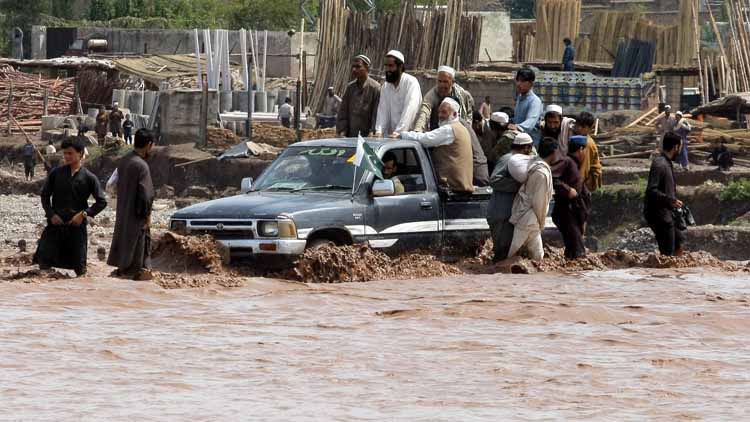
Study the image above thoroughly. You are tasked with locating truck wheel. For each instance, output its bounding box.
[306,238,336,250]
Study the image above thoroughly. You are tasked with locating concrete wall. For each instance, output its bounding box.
[469,11,512,62]
[31,26,46,59]
[60,28,305,78]
[290,32,319,79]
[159,89,218,145]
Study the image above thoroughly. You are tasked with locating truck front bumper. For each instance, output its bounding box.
[217,238,307,256]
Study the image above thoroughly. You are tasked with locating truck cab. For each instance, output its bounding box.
[169,138,492,263]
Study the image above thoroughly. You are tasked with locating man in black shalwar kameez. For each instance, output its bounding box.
[34,138,107,276]
[107,129,156,280]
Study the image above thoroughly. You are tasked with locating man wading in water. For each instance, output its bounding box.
[107,129,156,280]
[34,138,107,277]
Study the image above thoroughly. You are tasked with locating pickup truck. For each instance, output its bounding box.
[169,138,492,263]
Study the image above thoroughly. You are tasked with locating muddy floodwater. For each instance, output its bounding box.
[2,268,750,420]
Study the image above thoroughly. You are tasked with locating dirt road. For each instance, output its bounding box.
[2,268,749,420]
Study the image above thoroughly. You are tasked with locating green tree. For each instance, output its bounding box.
[88,0,116,20]
[0,0,49,55]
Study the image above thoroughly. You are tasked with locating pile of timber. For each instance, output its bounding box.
[250,124,336,148]
[580,3,698,67]
[703,0,750,96]
[309,0,482,115]
[533,0,580,62]
[594,107,750,166]
[0,65,75,134]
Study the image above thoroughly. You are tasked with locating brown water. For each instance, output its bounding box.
[2,267,750,420]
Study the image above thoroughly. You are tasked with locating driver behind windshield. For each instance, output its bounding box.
[381,151,405,194]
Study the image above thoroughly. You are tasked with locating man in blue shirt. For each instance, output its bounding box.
[562,38,575,71]
[22,139,36,181]
[509,68,543,147]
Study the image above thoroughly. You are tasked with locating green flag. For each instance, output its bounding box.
[353,135,383,179]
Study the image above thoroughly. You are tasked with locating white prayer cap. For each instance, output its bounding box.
[386,50,405,64]
[441,97,460,114]
[545,104,563,115]
[512,132,533,146]
[437,65,456,78]
[676,110,683,117]
[664,105,672,111]
[490,111,509,125]
[113,101,119,107]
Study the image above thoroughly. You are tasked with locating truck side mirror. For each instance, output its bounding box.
[372,179,395,197]
[240,177,254,193]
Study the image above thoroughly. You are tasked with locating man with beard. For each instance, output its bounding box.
[413,65,474,132]
[509,67,543,146]
[486,132,534,262]
[413,66,488,185]
[552,135,591,259]
[414,66,490,186]
[108,128,156,280]
[375,50,423,138]
[337,54,381,137]
[398,98,474,193]
[645,132,686,256]
[34,137,107,277]
[541,104,575,156]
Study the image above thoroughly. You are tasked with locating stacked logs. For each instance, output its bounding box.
[308,0,482,114]
[533,0,581,62]
[0,65,75,134]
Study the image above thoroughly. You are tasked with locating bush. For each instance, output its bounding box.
[719,179,750,202]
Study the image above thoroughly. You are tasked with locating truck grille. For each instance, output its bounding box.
[191,229,254,240]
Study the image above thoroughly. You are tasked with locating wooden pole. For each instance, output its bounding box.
[199,74,208,147]
[691,0,706,105]
[7,80,13,136]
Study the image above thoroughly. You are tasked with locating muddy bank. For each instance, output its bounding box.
[603,163,750,186]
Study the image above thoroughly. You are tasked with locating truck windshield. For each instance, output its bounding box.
[253,146,362,192]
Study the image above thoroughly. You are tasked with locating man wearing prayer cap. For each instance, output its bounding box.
[337,54,381,137]
[655,104,678,147]
[398,97,474,193]
[319,86,342,128]
[541,104,576,156]
[413,65,488,185]
[507,137,556,261]
[374,50,423,138]
[485,131,535,262]
[551,134,591,260]
[413,65,474,132]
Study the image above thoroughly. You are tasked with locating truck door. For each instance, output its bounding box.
[366,147,440,253]
[441,188,492,254]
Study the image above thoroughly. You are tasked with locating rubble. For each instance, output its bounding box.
[150,232,228,274]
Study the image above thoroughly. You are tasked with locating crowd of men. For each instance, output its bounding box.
[332,50,610,261]
[31,49,692,277]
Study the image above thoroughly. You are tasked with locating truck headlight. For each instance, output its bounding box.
[258,220,297,238]
[170,219,187,235]
[258,221,279,237]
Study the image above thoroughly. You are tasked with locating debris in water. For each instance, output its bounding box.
[150,232,228,274]
[295,244,460,283]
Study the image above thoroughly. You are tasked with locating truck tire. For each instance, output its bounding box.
[306,238,336,250]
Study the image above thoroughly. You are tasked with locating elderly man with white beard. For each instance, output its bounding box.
[397,97,474,193]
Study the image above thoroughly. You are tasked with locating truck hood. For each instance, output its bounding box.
[171,191,354,220]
